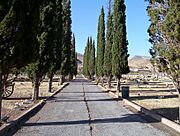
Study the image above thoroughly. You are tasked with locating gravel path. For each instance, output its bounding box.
[14,76,171,136]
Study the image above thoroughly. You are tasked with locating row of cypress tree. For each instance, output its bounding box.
[83,0,129,94]
[0,0,77,119]
[83,37,95,79]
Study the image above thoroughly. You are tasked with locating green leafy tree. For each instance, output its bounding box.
[146,0,180,120]
[96,6,105,82]
[112,0,129,94]
[104,0,113,89]
[59,0,72,84]
[146,0,180,93]
[0,0,40,118]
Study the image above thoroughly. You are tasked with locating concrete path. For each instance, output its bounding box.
[14,76,171,136]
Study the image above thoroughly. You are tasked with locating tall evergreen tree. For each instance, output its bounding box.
[83,37,95,79]
[112,0,129,94]
[0,0,40,118]
[27,0,58,100]
[146,0,180,94]
[88,37,95,79]
[83,37,90,77]
[96,6,105,82]
[69,33,77,80]
[146,0,180,121]
[59,0,72,84]
[47,0,63,92]
[89,40,96,79]
[104,0,113,89]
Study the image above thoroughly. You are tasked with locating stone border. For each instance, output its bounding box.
[97,84,180,134]
[123,99,180,134]
[0,82,69,136]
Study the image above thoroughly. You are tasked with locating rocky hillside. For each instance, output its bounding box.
[77,53,153,70]
[128,55,153,70]
[77,52,83,61]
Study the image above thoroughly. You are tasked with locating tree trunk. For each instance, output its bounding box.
[68,74,73,81]
[96,77,100,84]
[179,93,180,124]
[32,76,40,101]
[48,74,53,93]
[116,76,121,98]
[101,76,104,86]
[177,82,180,124]
[173,80,180,123]
[59,75,64,85]
[88,74,91,80]
[107,75,112,89]
[0,73,8,120]
[0,73,2,120]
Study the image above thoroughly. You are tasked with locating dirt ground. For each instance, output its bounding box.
[2,80,61,123]
[103,81,179,123]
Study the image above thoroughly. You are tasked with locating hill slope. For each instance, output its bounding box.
[77,54,153,70]
[128,55,153,70]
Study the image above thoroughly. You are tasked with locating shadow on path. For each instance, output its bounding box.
[23,114,158,127]
[52,98,119,102]
[3,96,48,100]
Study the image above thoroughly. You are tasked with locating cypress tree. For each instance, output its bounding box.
[83,37,90,77]
[146,0,180,121]
[59,0,72,84]
[112,0,129,94]
[83,37,95,79]
[83,48,86,76]
[74,53,78,76]
[88,37,95,79]
[0,0,40,118]
[47,0,63,92]
[104,0,113,89]
[26,0,58,100]
[69,33,77,80]
[96,6,105,82]
[88,37,92,79]
[146,0,180,93]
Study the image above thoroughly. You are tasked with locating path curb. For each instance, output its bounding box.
[0,82,69,136]
[109,91,119,98]
[97,84,108,91]
[98,84,180,134]
[123,99,180,134]
[97,85,118,98]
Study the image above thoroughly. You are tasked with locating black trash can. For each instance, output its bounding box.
[121,86,129,98]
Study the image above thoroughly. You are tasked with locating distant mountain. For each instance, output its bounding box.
[77,53,83,64]
[77,54,153,70]
[128,55,153,70]
[76,53,83,71]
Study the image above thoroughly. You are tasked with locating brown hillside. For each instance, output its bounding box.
[77,53,83,63]
[128,56,153,70]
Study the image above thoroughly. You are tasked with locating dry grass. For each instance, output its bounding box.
[133,98,179,110]
[132,97,179,122]
[104,81,179,122]
[2,80,62,121]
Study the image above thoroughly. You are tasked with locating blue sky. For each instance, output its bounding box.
[71,0,151,58]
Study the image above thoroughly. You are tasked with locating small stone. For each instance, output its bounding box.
[23,99,33,104]
[14,103,21,110]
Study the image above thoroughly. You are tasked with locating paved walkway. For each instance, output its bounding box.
[15,76,171,136]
